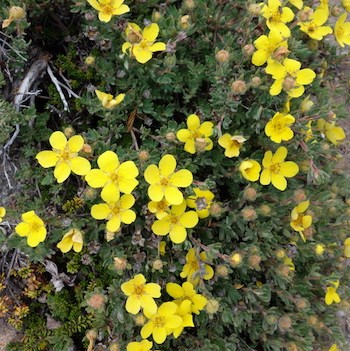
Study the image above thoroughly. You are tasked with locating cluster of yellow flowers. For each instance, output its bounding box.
[121,273,208,345]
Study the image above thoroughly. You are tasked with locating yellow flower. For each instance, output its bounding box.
[127,340,154,351]
[298,9,332,40]
[151,200,198,244]
[85,150,139,199]
[2,6,26,29]
[334,13,350,47]
[343,0,350,12]
[121,274,161,315]
[57,228,84,253]
[288,0,303,9]
[239,160,261,182]
[91,191,136,232]
[15,210,46,247]
[283,256,295,271]
[144,154,193,205]
[122,23,166,64]
[180,248,214,285]
[218,134,246,157]
[87,0,130,23]
[260,0,295,37]
[300,95,314,113]
[141,302,183,344]
[290,200,312,242]
[36,131,91,183]
[343,238,350,258]
[265,111,295,143]
[148,198,170,219]
[186,188,214,218]
[266,58,316,98]
[325,280,341,305]
[166,281,208,315]
[304,121,314,142]
[176,114,214,154]
[260,146,299,191]
[0,207,6,222]
[252,30,289,66]
[315,243,325,255]
[329,344,340,351]
[316,118,346,145]
[171,299,194,338]
[95,89,125,109]
[159,241,166,256]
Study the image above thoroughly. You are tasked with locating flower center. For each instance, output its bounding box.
[139,40,149,49]
[30,222,41,232]
[190,260,199,271]
[293,215,304,228]
[110,171,119,183]
[102,4,114,15]
[134,285,145,297]
[270,163,280,174]
[153,315,166,328]
[110,204,121,216]
[269,9,282,23]
[336,27,344,38]
[195,197,208,210]
[160,177,170,187]
[170,214,179,225]
[59,147,72,161]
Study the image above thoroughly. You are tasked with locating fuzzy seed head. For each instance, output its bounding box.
[251,76,262,87]
[243,187,257,201]
[215,50,230,63]
[152,259,164,271]
[215,264,229,277]
[138,150,150,162]
[241,207,257,221]
[114,257,127,271]
[242,44,254,57]
[293,189,307,202]
[87,293,105,310]
[165,132,176,141]
[231,80,247,95]
[205,299,219,314]
[278,315,292,332]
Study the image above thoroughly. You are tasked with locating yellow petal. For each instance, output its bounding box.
[49,131,67,150]
[144,164,161,184]
[143,23,159,42]
[170,169,193,187]
[271,173,287,191]
[54,162,71,183]
[296,69,316,85]
[177,129,191,142]
[187,114,200,131]
[91,203,110,220]
[99,11,112,22]
[148,184,164,202]
[133,47,153,64]
[85,169,108,188]
[121,210,136,224]
[149,42,166,52]
[15,222,30,236]
[36,151,59,168]
[122,42,132,53]
[279,161,299,177]
[272,146,288,164]
[70,156,91,176]
[125,295,141,314]
[68,135,84,152]
[179,211,198,228]
[164,186,184,205]
[57,237,73,253]
[169,225,187,243]
[260,169,271,185]
[107,216,121,232]
[101,183,120,203]
[159,154,176,176]
[27,226,47,247]
[98,150,119,172]
[87,0,102,11]
[113,4,130,15]
[152,219,171,235]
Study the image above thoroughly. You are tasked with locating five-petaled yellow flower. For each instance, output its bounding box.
[260,0,295,37]
[95,89,125,109]
[266,58,316,98]
[57,228,84,253]
[239,160,261,182]
[186,188,214,218]
[0,207,6,222]
[171,299,194,338]
[334,13,350,47]
[121,273,161,315]
[36,131,91,183]
[91,191,136,232]
[265,111,295,143]
[166,281,208,315]
[317,118,346,145]
[290,200,312,242]
[260,146,299,191]
[144,154,193,205]
[15,210,46,247]
[127,340,154,351]
[87,0,130,23]
[298,8,332,40]
[85,150,139,200]
[180,248,214,285]
[218,134,246,158]
[176,114,214,154]
[141,302,183,344]
[252,30,289,66]
[325,280,341,305]
[148,198,171,220]
[122,23,166,64]
[151,200,198,244]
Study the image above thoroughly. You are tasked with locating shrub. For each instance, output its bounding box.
[1,0,350,350]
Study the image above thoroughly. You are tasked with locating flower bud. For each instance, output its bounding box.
[293,189,307,202]
[243,187,257,201]
[134,313,147,326]
[84,12,96,21]
[271,46,289,61]
[248,254,261,270]
[194,137,208,152]
[300,95,314,113]
[166,132,176,141]
[64,126,75,138]
[282,77,296,91]
[275,249,286,259]
[241,206,257,221]
[259,204,271,216]
[331,6,342,16]
[152,11,162,22]
[278,316,292,332]
[231,80,247,95]
[285,342,299,351]
[183,0,195,10]
[209,202,223,217]
[87,293,106,310]
[164,55,177,68]
[248,4,261,16]
[205,299,219,314]
[229,252,242,267]
[138,150,149,162]
[85,56,95,65]
[114,257,127,271]
[307,315,318,326]
[251,76,262,87]
[215,264,229,277]
[215,50,230,64]
[9,6,26,20]
[180,15,191,30]
[82,143,92,154]
[294,297,308,310]
[242,44,254,57]
[277,264,290,277]
[152,259,164,271]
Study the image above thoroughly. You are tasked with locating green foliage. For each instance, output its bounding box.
[1,0,350,351]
